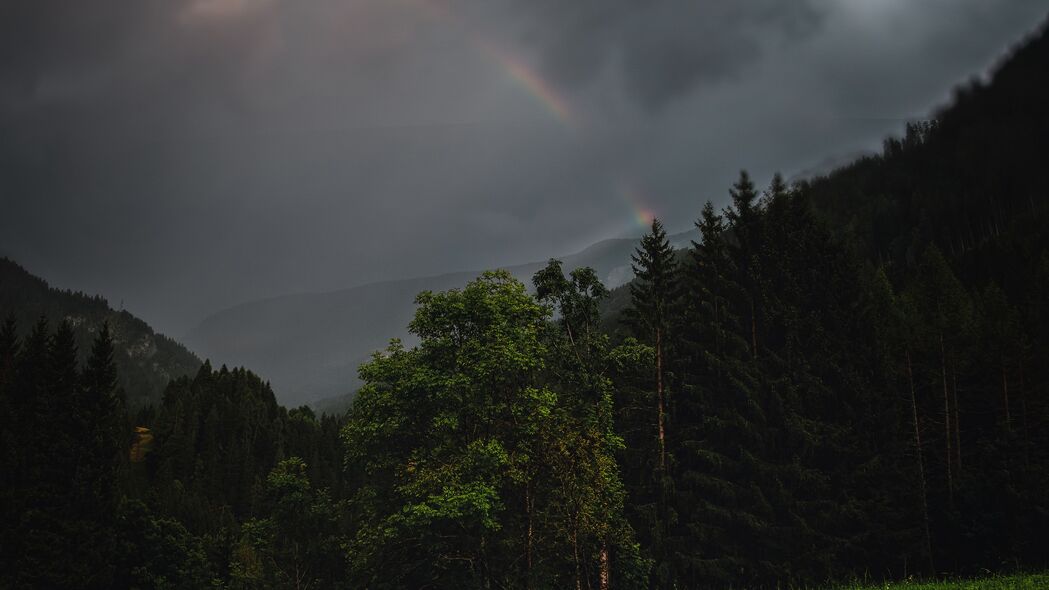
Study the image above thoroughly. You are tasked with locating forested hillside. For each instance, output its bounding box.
[0,258,201,407]
[2,14,1049,590]
[589,21,1049,584]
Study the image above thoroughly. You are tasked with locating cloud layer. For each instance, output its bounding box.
[2,0,1046,335]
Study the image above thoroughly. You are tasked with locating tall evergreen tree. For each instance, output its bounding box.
[77,322,126,514]
[0,316,20,577]
[626,219,679,473]
[861,267,936,575]
[673,201,778,586]
[15,320,93,587]
[724,170,763,359]
[624,219,680,588]
[904,245,974,509]
[0,315,16,388]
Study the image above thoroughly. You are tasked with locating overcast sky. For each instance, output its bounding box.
[2,0,1047,335]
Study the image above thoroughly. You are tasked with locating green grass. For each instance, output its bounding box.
[836,573,1049,590]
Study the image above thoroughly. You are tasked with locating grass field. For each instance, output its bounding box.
[837,573,1049,589]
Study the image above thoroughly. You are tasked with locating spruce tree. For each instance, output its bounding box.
[80,323,125,493]
[15,320,89,587]
[626,218,679,473]
[625,219,680,588]
[723,170,763,359]
[76,322,127,548]
[10,317,49,491]
[673,201,777,586]
[0,315,17,388]
[0,316,19,579]
[861,267,936,575]
[905,245,973,508]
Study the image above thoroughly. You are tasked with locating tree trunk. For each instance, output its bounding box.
[908,351,936,574]
[525,483,534,590]
[656,328,666,472]
[573,528,582,590]
[750,300,758,359]
[714,294,722,358]
[1001,361,1012,430]
[599,543,611,590]
[480,535,492,590]
[952,363,961,472]
[1019,359,1030,470]
[940,333,953,505]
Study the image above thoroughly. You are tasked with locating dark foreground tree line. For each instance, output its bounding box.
[0,317,347,588]
[2,163,1048,588]
[612,175,1048,588]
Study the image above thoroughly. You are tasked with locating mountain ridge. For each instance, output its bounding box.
[190,231,695,321]
[186,230,696,405]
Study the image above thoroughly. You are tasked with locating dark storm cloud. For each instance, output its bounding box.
[0,0,273,112]
[1,0,1047,338]
[499,0,827,109]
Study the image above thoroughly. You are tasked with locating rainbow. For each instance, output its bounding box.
[412,0,578,129]
[413,0,659,228]
[618,181,657,228]
[476,40,577,128]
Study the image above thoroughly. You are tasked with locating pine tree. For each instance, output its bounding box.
[624,219,681,588]
[14,320,92,587]
[0,316,20,579]
[673,201,777,586]
[0,315,17,389]
[78,322,126,513]
[71,321,129,587]
[862,267,936,575]
[43,319,81,492]
[724,170,763,359]
[626,219,679,473]
[9,317,49,493]
[906,245,973,507]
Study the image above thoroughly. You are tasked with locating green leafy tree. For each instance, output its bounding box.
[231,457,345,589]
[343,271,556,588]
[534,260,645,590]
[113,498,214,589]
[344,269,646,588]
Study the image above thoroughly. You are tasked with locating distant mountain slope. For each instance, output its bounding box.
[0,258,201,407]
[187,231,694,406]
